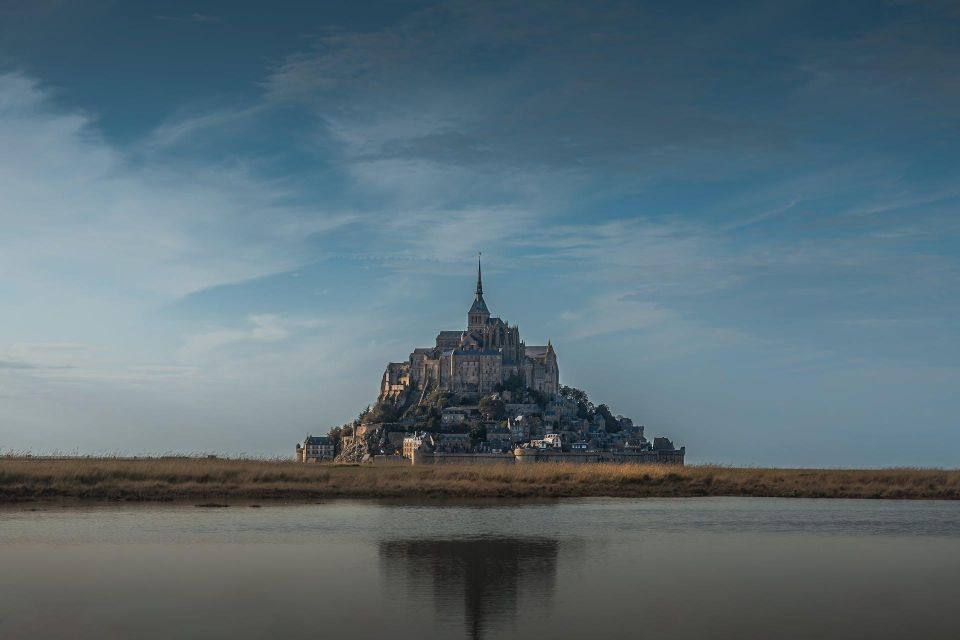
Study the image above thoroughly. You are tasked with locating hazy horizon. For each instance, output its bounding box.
[1,0,958,466]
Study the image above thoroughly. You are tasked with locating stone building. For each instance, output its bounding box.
[296,435,335,462]
[380,258,560,404]
[402,432,434,460]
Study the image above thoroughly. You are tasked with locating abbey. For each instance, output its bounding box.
[379,258,559,404]
[307,256,685,466]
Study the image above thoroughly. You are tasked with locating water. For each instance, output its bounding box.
[1,498,959,639]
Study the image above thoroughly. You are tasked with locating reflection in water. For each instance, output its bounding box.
[3,500,960,639]
[380,537,558,639]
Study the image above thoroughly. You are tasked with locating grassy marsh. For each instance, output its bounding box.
[1,457,958,502]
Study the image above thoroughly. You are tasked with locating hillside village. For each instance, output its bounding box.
[297,259,685,465]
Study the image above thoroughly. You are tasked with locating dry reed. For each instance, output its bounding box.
[0,457,957,502]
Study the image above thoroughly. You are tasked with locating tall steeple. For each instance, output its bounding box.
[468,252,490,330]
[476,252,483,297]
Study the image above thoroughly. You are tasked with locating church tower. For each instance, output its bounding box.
[468,254,490,331]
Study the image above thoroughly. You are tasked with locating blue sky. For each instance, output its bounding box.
[0,0,958,465]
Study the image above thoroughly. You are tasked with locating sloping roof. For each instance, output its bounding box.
[469,296,490,315]
[442,406,471,414]
[455,348,501,356]
[525,346,549,357]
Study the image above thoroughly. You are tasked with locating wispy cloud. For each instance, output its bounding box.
[144,104,265,150]
[0,360,37,370]
[0,71,352,299]
[1,342,92,370]
[177,314,323,359]
[155,13,220,24]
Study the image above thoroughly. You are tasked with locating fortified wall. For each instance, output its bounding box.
[402,448,685,465]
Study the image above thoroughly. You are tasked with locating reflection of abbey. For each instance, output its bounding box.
[379,258,559,404]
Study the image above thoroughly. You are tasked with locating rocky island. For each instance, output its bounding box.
[298,257,685,466]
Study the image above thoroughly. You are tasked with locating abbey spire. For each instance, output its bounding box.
[468,253,490,330]
[476,253,483,297]
[378,255,560,402]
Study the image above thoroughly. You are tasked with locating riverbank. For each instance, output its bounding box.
[1,457,958,502]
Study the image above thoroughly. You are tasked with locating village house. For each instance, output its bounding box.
[530,433,563,450]
[505,403,540,417]
[485,425,513,449]
[441,407,472,425]
[507,415,530,442]
[296,435,336,462]
[436,432,471,453]
[402,432,434,460]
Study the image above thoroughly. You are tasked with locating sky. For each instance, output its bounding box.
[0,0,958,466]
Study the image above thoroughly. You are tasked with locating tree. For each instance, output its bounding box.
[424,408,442,432]
[560,385,588,404]
[495,374,526,394]
[366,402,400,424]
[402,402,429,420]
[577,404,592,420]
[560,385,594,419]
[595,404,620,432]
[425,388,453,409]
[469,424,488,447]
[529,390,549,410]
[479,396,506,420]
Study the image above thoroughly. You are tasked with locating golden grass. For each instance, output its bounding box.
[0,457,958,502]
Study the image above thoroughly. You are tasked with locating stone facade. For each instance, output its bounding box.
[402,432,434,460]
[379,258,560,404]
[296,435,336,462]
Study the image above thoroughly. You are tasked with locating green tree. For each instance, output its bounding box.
[595,404,620,432]
[469,424,488,447]
[529,390,549,410]
[560,385,594,419]
[327,426,343,444]
[366,402,400,423]
[423,407,442,432]
[425,388,453,409]
[495,374,526,394]
[479,396,506,420]
[560,385,587,404]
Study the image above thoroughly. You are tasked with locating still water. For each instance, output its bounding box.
[1,498,959,639]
